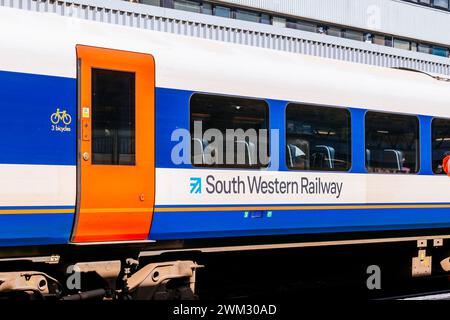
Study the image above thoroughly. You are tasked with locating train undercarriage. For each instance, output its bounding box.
[2,235,450,300]
[0,256,201,300]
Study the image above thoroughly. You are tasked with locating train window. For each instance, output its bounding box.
[285,104,351,171]
[365,112,419,174]
[432,118,450,174]
[91,69,136,165]
[190,94,269,168]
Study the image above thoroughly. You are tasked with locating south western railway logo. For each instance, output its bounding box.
[50,108,72,133]
[189,177,202,194]
[190,175,344,198]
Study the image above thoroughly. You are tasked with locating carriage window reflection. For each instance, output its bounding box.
[190,94,269,168]
[432,118,450,174]
[365,112,419,174]
[91,68,136,165]
[285,104,351,171]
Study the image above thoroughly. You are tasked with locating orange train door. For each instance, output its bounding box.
[73,45,155,243]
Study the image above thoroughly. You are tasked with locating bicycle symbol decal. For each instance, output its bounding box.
[50,108,72,133]
[51,108,72,125]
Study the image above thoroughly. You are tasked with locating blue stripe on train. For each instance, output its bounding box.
[0,212,74,246]
[149,207,450,240]
[153,202,450,208]
[0,70,76,165]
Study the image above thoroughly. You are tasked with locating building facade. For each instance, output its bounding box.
[2,0,450,75]
[151,0,450,58]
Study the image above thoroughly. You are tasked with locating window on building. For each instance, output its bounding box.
[326,27,342,38]
[432,46,449,57]
[260,14,271,25]
[343,30,364,41]
[394,38,411,50]
[432,118,450,174]
[385,36,394,47]
[136,0,450,60]
[433,0,449,8]
[272,17,286,28]
[190,94,269,168]
[202,2,212,14]
[373,35,386,46]
[235,9,260,23]
[286,19,317,33]
[286,104,351,171]
[173,0,201,13]
[365,112,419,174]
[141,0,161,6]
[418,43,432,54]
[91,69,136,166]
[214,5,231,18]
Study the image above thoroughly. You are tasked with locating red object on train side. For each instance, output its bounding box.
[443,156,450,175]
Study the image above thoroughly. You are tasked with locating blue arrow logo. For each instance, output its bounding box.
[190,177,202,194]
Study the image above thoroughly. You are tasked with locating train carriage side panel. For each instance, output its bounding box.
[0,71,77,246]
[0,8,79,247]
[1,6,450,246]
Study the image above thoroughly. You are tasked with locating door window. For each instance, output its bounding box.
[91,69,136,165]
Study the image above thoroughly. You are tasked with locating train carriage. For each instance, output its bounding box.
[0,5,450,299]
